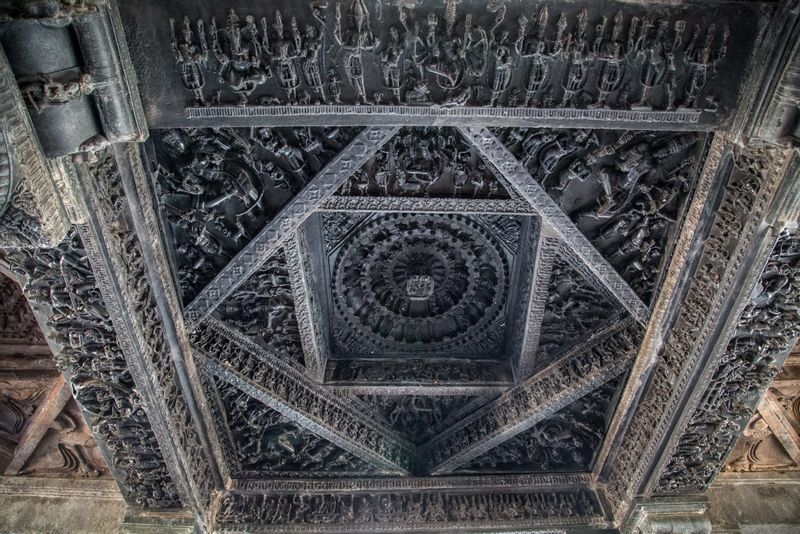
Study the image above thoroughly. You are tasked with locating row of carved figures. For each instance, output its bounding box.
[170,1,728,110]
[220,490,597,525]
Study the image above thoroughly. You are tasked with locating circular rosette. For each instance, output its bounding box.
[332,214,509,353]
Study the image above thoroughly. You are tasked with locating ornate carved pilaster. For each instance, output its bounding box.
[0,48,70,248]
[55,151,223,527]
[602,140,798,519]
[623,499,711,534]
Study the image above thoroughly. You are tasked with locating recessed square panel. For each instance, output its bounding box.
[304,212,536,362]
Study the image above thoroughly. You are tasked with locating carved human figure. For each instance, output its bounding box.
[516,8,556,107]
[682,24,728,109]
[591,11,626,108]
[301,22,326,102]
[272,12,302,103]
[210,9,271,105]
[632,19,669,110]
[560,9,592,107]
[170,17,209,106]
[489,40,513,106]
[379,26,405,104]
[334,0,380,104]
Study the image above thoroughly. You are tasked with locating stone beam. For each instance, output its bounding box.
[285,229,327,383]
[60,152,222,524]
[216,485,604,532]
[458,126,650,325]
[319,196,533,215]
[194,319,416,475]
[654,228,800,495]
[512,228,560,379]
[232,471,591,493]
[602,140,798,517]
[3,376,71,475]
[112,142,231,486]
[183,127,400,329]
[177,105,710,131]
[420,319,640,475]
[589,134,729,483]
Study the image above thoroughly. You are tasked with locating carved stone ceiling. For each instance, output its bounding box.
[146,123,697,476]
[0,273,110,480]
[2,0,799,530]
[120,0,731,483]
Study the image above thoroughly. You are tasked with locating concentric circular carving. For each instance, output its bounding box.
[332,214,509,352]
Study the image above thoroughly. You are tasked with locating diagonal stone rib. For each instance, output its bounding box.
[420,319,641,475]
[513,227,560,379]
[458,127,650,325]
[193,319,416,475]
[183,127,401,329]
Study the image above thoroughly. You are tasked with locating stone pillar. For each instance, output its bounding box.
[623,498,711,534]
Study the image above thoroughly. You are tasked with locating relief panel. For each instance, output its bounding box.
[336,127,512,200]
[214,248,305,368]
[456,376,622,473]
[498,127,704,304]
[211,375,377,478]
[148,126,360,302]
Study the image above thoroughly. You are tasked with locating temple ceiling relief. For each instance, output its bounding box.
[119,0,760,128]
[1,0,797,529]
[143,120,687,476]
[0,273,110,481]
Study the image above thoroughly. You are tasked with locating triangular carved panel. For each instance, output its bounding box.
[357,396,485,446]
[213,377,377,478]
[498,128,704,304]
[150,126,360,302]
[455,376,622,474]
[336,127,513,200]
[213,248,305,368]
[535,256,622,370]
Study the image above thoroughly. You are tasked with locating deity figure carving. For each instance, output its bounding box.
[169,4,736,110]
[266,12,300,104]
[682,24,729,110]
[334,0,380,104]
[170,17,209,106]
[560,9,592,107]
[515,8,557,107]
[210,9,272,105]
[590,12,626,108]
[300,15,327,103]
